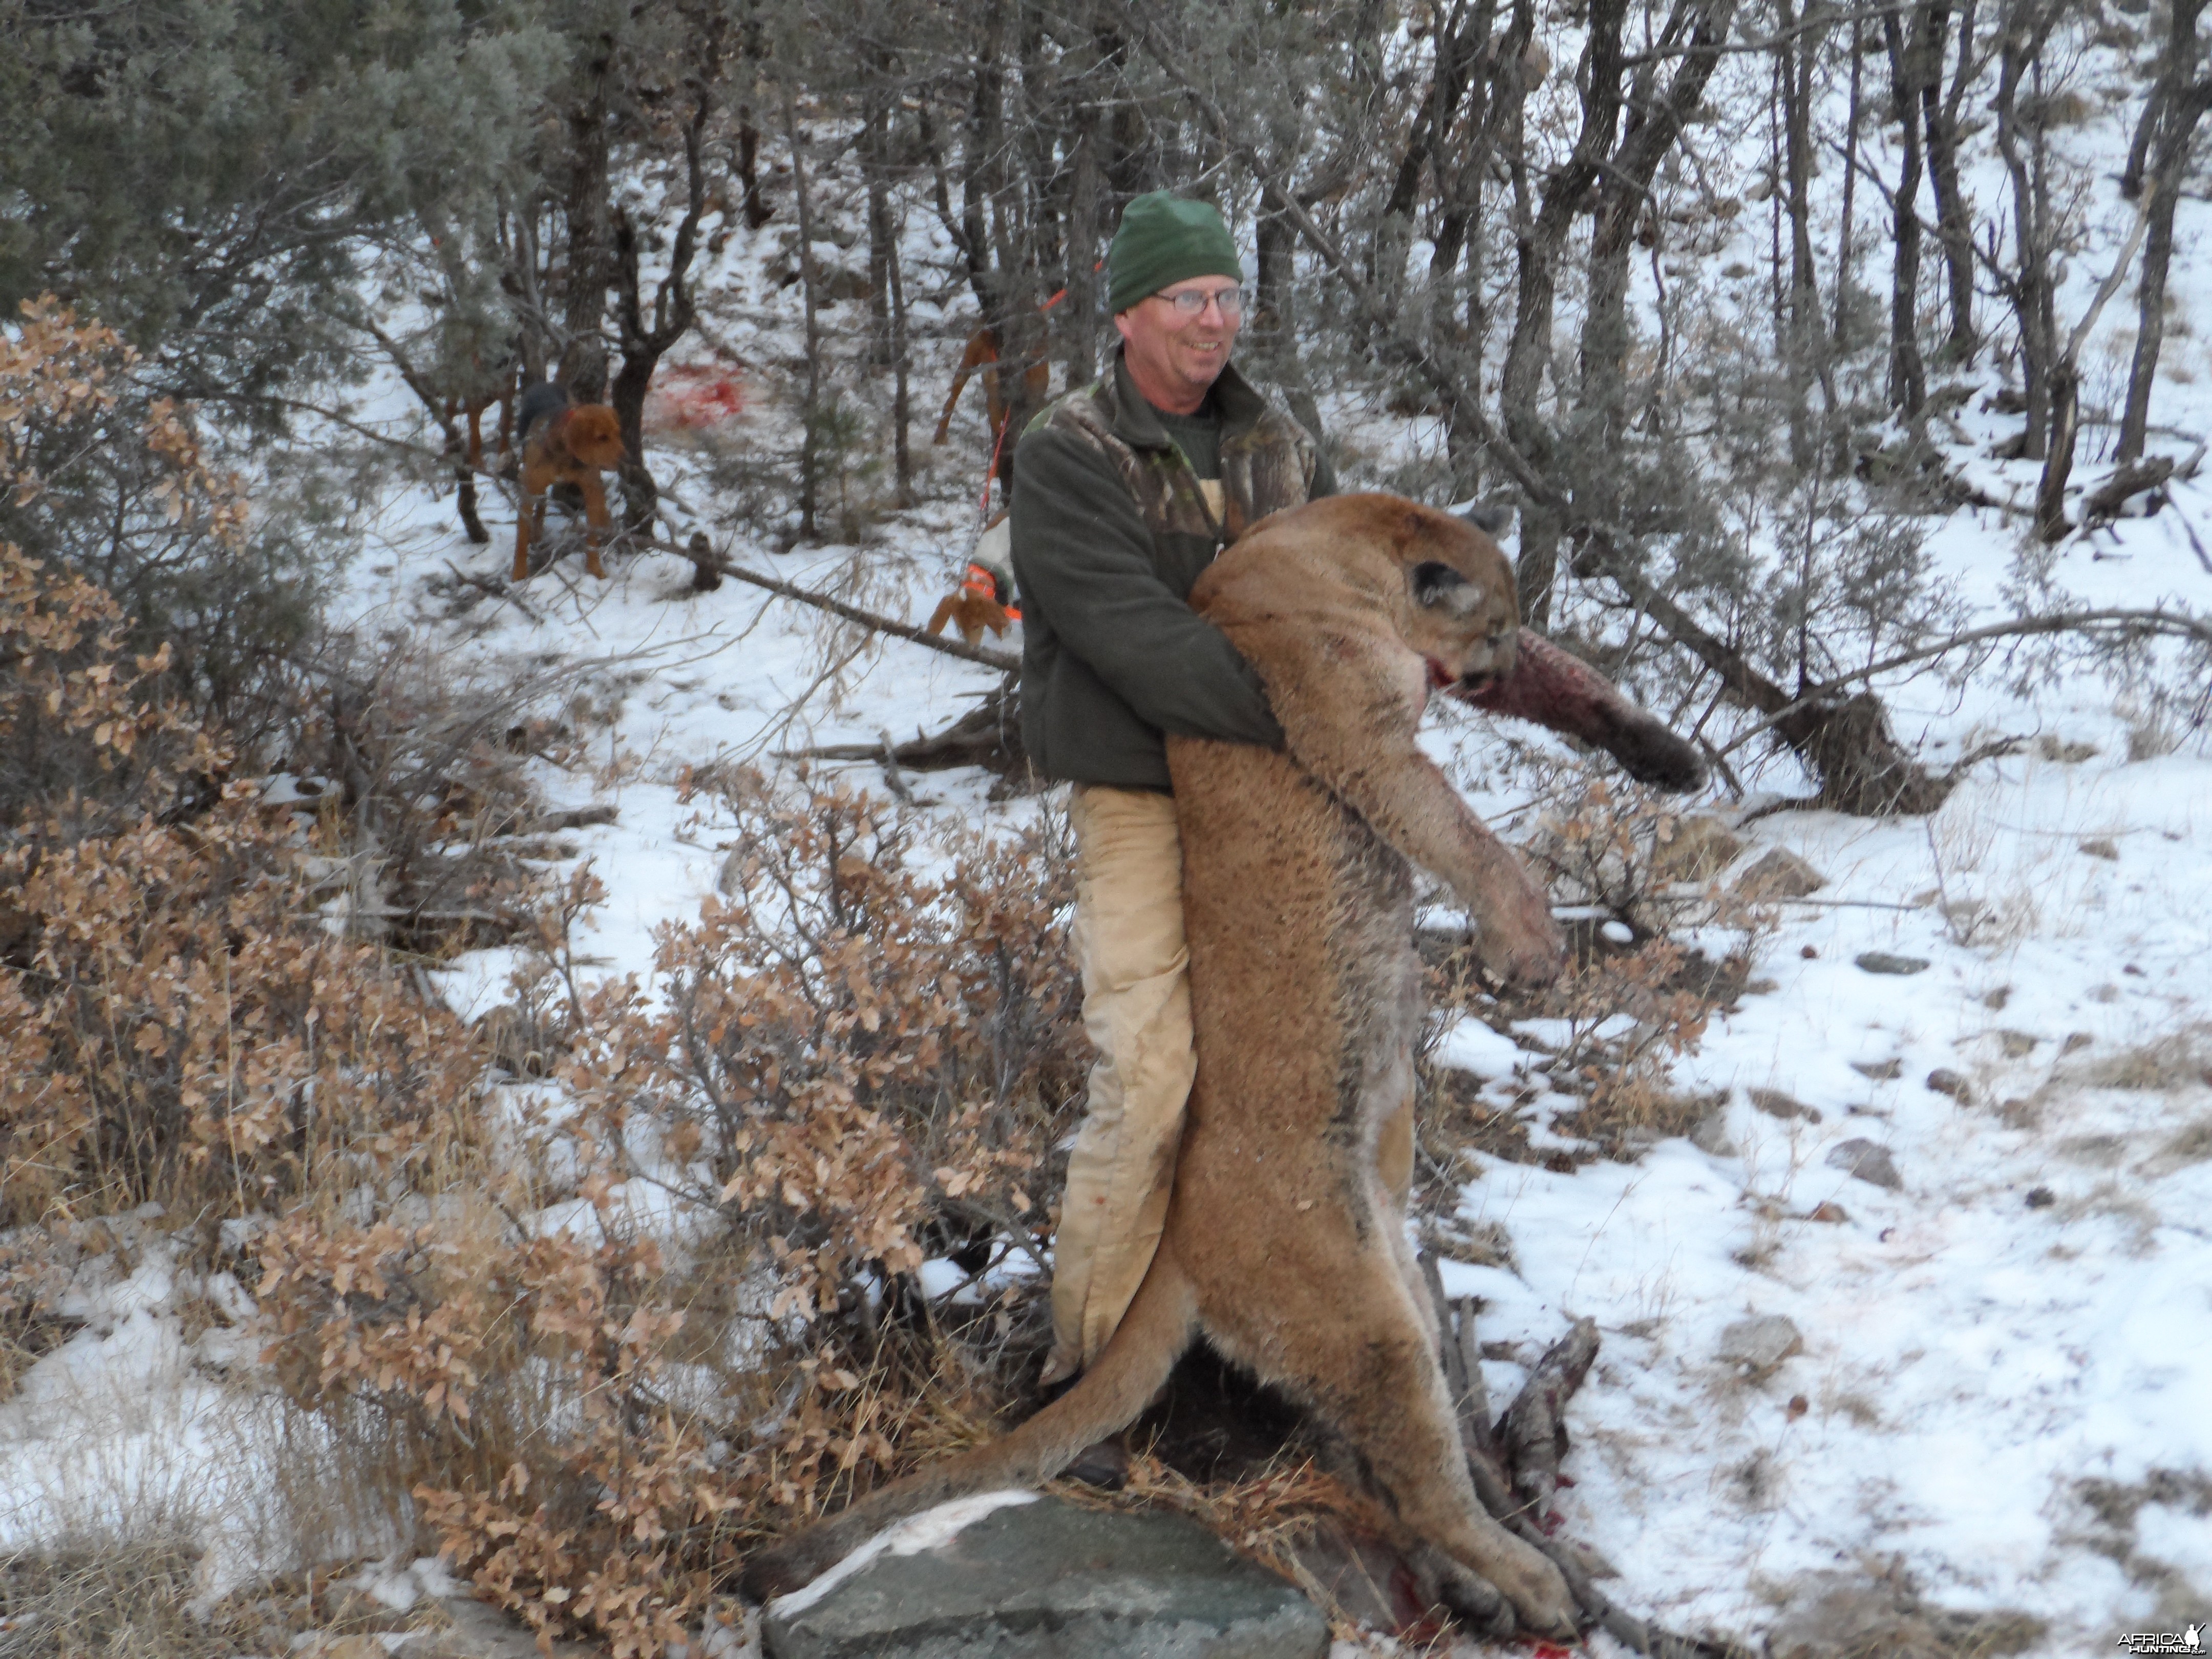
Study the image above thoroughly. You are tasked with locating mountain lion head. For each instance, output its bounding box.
[1386,503,1521,695]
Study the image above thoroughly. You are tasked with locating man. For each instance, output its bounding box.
[1010,191,1332,1389]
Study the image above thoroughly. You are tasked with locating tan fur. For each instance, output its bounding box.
[743,495,1584,1637]
[924,588,1013,646]
[513,404,626,582]
[931,324,1051,448]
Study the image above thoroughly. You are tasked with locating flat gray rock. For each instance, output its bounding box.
[1826,1137,1903,1189]
[762,1494,1329,1659]
[1924,1067,1973,1102]
[1854,951,1930,976]
[1689,1108,1739,1156]
[1717,1314,1804,1375]
[1733,848,1825,900]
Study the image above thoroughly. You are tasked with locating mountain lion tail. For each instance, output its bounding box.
[738,1250,1199,1604]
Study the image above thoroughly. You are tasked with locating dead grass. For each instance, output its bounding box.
[2067,1025,2212,1092]
[0,1537,413,1659]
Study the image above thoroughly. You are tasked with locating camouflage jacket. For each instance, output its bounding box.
[1009,349,1328,792]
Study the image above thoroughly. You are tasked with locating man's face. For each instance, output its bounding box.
[1114,276,1242,413]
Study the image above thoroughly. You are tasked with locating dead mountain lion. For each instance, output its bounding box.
[743,495,1705,1637]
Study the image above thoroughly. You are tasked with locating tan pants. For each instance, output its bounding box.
[1043,783,1195,1385]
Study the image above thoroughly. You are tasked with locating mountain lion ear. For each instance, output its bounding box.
[1455,501,1516,537]
[1411,560,1484,614]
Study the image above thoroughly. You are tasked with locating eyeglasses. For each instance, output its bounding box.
[1152,286,1245,318]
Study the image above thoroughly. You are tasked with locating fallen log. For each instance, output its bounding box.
[1419,1258,1752,1657]
[785,684,1027,776]
[701,550,1020,675]
[1503,1315,1600,1522]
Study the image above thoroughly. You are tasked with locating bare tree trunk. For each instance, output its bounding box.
[564,37,615,347]
[1834,6,1864,343]
[1882,4,1928,415]
[2117,0,2211,462]
[784,85,825,543]
[1371,0,1479,310]
[1775,0,1827,461]
[1064,104,1105,386]
[1253,203,1298,360]
[1926,0,1977,356]
[960,5,1000,298]
[889,215,913,505]
[609,76,714,533]
[733,6,774,231]
[2116,178,2185,464]
[1993,0,2066,458]
[1433,0,1504,490]
[2035,174,2159,538]
[1502,0,1627,624]
[736,114,773,229]
[865,95,894,368]
[1580,0,1741,456]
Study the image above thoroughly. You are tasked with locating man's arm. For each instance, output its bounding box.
[1011,426,1283,748]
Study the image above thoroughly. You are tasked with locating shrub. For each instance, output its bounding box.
[1,299,490,1228]
[251,772,1088,1655]
[0,296,325,755]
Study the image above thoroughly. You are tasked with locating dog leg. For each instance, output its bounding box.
[579,471,610,580]
[513,486,539,582]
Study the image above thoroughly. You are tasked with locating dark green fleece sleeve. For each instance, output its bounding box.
[1011,426,1283,749]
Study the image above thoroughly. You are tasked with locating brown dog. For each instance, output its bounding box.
[512,382,627,582]
[931,325,1051,449]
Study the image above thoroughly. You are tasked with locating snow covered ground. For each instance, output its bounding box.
[8,84,2212,1656]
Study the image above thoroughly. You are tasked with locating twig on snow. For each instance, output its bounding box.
[1418,1261,1752,1657]
[1503,1315,1600,1520]
[697,546,1020,674]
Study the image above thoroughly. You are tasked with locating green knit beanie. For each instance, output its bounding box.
[1107,192,1244,314]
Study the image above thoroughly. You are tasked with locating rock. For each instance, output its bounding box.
[1732,849,1826,901]
[1749,1087,1820,1122]
[1690,1108,1739,1156]
[1924,1068,1973,1103]
[2025,1186,2056,1209]
[1854,951,1929,976]
[1806,1201,1848,1223]
[1848,1058,1902,1081]
[1654,815,1746,882]
[1997,1031,2039,1058]
[1825,1138,1902,1190]
[1717,1314,1803,1375]
[2079,836,2119,860]
[2036,735,2099,763]
[762,1495,1329,1659]
[2061,1031,2094,1055]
